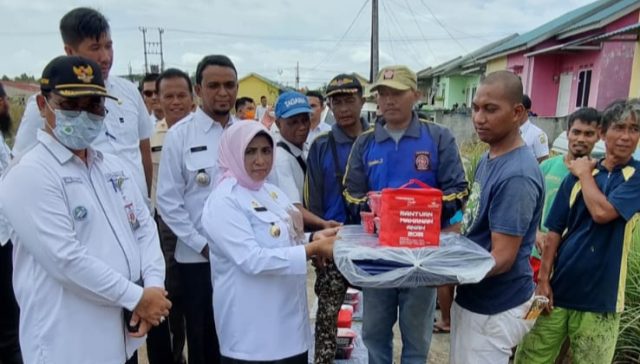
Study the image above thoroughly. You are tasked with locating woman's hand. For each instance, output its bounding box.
[313,226,341,240]
[305,236,337,268]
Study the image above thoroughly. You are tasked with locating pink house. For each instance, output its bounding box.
[479,0,640,116]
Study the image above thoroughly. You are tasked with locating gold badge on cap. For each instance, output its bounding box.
[196,169,210,186]
[73,65,94,83]
[269,223,281,238]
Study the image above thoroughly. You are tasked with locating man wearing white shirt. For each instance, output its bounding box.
[12,8,154,207]
[267,91,339,231]
[305,90,331,156]
[157,55,239,364]
[0,82,21,364]
[0,55,170,364]
[140,73,164,124]
[256,95,269,122]
[520,95,549,163]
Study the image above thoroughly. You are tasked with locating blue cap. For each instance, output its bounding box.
[275,91,312,119]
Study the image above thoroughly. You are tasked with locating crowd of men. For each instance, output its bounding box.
[0,5,638,364]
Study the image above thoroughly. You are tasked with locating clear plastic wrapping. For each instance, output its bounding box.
[334,225,495,288]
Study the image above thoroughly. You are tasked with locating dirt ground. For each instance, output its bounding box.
[136,264,452,364]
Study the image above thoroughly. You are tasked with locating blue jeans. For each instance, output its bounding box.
[362,287,436,364]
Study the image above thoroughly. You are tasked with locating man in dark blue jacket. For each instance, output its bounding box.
[304,74,369,363]
[343,65,468,364]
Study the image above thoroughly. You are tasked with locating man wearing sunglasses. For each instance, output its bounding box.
[140,73,164,124]
[0,55,170,364]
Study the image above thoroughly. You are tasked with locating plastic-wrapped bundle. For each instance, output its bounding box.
[334,225,495,288]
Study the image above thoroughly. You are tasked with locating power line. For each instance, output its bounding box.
[399,0,437,61]
[310,0,370,70]
[418,0,468,53]
[381,0,425,66]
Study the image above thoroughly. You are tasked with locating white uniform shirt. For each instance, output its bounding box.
[157,108,236,263]
[304,120,331,158]
[256,105,268,122]
[0,130,165,364]
[12,76,154,203]
[520,119,549,159]
[202,178,310,361]
[267,139,305,204]
[0,131,12,245]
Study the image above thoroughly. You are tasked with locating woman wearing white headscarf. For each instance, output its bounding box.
[202,121,337,364]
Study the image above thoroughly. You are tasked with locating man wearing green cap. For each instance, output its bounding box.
[0,55,170,364]
[343,65,468,364]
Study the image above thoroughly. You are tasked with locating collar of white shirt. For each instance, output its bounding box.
[195,107,237,132]
[279,138,303,157]
[37,129,103,165]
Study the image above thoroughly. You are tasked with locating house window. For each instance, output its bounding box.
[576,70,592,108]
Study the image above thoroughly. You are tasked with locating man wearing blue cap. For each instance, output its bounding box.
[268,91,340,230]
[0,55,170,364]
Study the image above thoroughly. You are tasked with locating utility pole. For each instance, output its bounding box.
[295,61,300,90]
[140,27,149,74]
[370,0,379,83]
[139,27,165,74]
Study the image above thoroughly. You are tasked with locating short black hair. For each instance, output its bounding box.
[522,95,532,110]
[306,90,324,105]
[139,73,160,92]
[260,95,267,100]
[567,107,601,130]
[601,99,640,132]
[156,68,193,96]
[481,71,523,105]
[235,97,254,111]
[59,8,110,48]
[195,55,237,85]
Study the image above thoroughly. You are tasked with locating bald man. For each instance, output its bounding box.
[451,71,544,364]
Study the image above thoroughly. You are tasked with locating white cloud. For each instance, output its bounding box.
[0,0,596,87]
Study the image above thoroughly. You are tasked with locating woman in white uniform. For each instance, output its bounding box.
[202,121,337,364]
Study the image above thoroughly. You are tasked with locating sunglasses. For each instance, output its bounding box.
[142,90,157,98]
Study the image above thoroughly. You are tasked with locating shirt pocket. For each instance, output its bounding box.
[61,177,95,231]
[184,147,216,187]
[105,101,140,148]
[248,208,291,249]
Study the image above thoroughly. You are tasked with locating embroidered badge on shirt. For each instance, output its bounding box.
[270,223,281,238]
[196,169,210,186]
[270,191,278,200]
[73,206,88,221]
[415,151,431,171]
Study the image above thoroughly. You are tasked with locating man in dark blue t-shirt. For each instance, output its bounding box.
[516,99,640,364]
[452,71,544,364]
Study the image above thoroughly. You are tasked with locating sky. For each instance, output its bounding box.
[0,0,595,88]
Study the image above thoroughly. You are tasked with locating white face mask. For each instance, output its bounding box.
[45,99,105,150]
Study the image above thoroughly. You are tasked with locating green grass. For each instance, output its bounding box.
[614,225,640,363]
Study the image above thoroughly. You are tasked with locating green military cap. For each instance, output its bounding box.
[370,65,417,92]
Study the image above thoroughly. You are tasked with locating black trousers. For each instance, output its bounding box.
[179,262,220,364]
[146,215,187,364]
[0,242,23,364]
[220,352,307,364]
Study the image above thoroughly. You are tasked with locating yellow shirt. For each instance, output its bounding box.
[150,119,169,211]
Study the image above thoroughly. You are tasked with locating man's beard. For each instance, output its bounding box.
[0,112,11,135]
[212,108,230,117]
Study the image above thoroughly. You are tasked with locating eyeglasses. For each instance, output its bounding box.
[142,90,157,98]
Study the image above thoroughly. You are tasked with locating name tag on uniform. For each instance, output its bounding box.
[62,176,83,184]
[190,146,207,153]
[125,202,140,231]
[151,146,162,152]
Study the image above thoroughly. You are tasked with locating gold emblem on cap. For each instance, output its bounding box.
[383,69,395,80]
[269,223,281,238]
[73,65,94,83]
